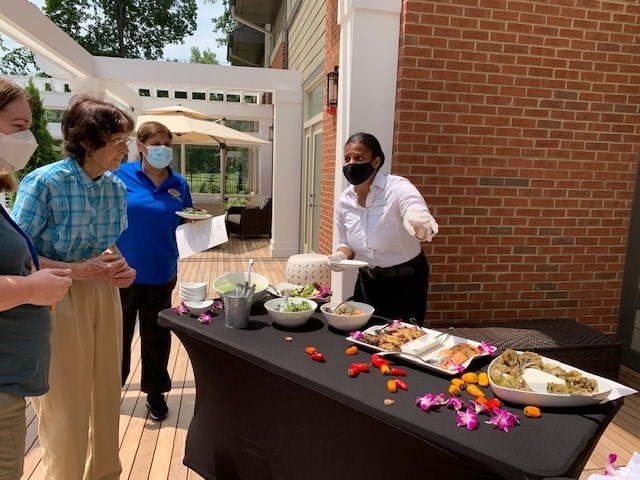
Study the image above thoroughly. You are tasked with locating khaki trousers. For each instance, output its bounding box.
[0,393,25,480]
[33,280,123,480]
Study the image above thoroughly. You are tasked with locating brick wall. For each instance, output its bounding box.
[392,1,640,331]
[320,0,640,331]
[320,0,340,255]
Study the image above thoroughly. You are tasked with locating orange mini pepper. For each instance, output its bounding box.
[345,345,358,355]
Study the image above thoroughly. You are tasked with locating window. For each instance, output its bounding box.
[175,91,188,99]
[307,82,323,119]
[180,144,257,197]
[226,93,241,103]
[157,90,169,98]
[210,92,224,101]
[138,88,150,97]
[192,92,206,100]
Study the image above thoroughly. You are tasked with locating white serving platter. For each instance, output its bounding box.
[346,322,488,375]
[327,259,368,269]
[488,353,637,407]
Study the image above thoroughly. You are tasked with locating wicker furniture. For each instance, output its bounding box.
[436,319,622,380]
[226,198,272,239]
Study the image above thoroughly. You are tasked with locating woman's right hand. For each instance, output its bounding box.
[27,268,72,305]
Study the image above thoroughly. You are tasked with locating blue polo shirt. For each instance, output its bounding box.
[115,161,193,285]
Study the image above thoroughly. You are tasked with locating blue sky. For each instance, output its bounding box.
[27,0,229,64]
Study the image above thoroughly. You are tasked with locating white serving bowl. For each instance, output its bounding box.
[264,297,318,328]
[183,300,214,315]
[213,272,270,304]
[320,301,374,332]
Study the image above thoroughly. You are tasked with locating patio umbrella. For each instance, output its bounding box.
[135,105,269,201]
[135,109,268,146]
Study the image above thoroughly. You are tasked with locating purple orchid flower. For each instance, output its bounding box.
[416,393,441,412]
[212,299,224,311]
[486,407,519,432]
[198,312,212,325]
[456,407,478,430]
[468,400,486,416]
[349,330,364,340]
[446,396,465,411]
[478,341,497,356]
[175,302,189,315]
[604,453,618,475]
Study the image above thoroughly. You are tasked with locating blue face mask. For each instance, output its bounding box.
[145,145,173,169]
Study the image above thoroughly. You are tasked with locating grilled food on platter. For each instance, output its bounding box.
[362,326,425,352]
[489,349,598,394]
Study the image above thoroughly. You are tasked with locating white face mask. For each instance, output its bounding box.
[0,130,38,173]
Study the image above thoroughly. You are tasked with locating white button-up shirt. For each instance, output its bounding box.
[335,172,434,268]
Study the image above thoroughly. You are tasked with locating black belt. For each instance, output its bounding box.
[360,265,415,279]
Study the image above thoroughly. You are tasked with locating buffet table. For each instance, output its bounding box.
[159,305,621,480]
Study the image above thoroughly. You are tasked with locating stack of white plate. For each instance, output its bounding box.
[179,282,208,302]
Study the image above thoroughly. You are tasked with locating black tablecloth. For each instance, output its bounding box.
[160,303,620,480]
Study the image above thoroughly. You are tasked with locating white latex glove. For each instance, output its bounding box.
[403,210,439,242]
[327,251,347,272]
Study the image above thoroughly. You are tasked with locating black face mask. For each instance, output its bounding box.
[343,162,375,185]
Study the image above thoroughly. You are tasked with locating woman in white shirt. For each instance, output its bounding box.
[328,132,438,325]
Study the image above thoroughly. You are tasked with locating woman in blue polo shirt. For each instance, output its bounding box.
[115,121,193,421]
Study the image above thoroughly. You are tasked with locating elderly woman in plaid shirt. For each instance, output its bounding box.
[12,94,137,480]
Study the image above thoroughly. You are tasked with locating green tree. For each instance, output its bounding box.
[207,0,236,48]
[20,79,59,180]
[43,0,198,60]
[189,46,219,65]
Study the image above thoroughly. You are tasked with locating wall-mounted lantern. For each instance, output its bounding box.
[326,66,339,115]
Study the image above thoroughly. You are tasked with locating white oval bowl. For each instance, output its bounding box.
[183,300,214,315]
[320,301,374,331]
[264,297,317,328]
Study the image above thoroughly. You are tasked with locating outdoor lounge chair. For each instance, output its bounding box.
[226,197,272,239]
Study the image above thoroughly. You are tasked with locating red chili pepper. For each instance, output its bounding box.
[394,379,409,391]
[389,367,406,376]
[310,352,325,362]
[485,398,501,411]
[347,368,360,377]
[350,362,370,373]
[371,354,389,369]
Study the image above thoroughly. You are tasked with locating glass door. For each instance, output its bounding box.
[301,125,322,252]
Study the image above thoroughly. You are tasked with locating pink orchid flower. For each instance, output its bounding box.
[198,312,212,325]
[456,407,478,430]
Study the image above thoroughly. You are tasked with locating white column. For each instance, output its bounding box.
[331,0,402,300]
[270,81,303,258]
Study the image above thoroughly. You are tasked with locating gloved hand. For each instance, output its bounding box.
[327,251,347,272]
[403,210,439,242]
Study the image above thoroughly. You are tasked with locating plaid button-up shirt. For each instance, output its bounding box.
[12,157,127,262]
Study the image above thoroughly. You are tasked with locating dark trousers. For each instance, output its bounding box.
[354,252,429,326]
[120,277,176,395]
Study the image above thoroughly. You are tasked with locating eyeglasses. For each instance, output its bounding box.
[112,137,133,147]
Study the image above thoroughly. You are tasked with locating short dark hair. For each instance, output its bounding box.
[345,132,385,167]
[62,94,134,165]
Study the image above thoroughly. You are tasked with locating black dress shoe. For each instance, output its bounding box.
[146,393,168,421]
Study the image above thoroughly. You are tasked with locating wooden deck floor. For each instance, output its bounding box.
[20,236,640,479]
